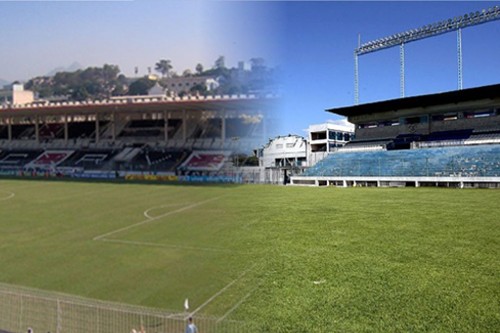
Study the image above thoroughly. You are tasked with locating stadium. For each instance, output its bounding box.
[292,83,500,188]
[0,3,499,333]
[0,94,276,182]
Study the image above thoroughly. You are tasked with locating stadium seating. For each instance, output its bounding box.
[0,150,43,168]
[180,151,230,171]
[125,149,187,172]
[58,150,118,170]
[303,144,500,178]
[27,150,74,168]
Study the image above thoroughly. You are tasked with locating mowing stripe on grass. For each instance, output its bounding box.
[93,196,222,241]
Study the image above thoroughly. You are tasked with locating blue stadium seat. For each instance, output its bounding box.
[303,144,500,178]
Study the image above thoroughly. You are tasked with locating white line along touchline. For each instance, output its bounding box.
[186,263,258,319]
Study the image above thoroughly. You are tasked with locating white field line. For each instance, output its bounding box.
[216,283,261,323]
[99,238,238,253]
[93,196,221,241]
[0,190,15,201]
[186,263,257,319]
[94,194,260,320]
[143,203,191,220]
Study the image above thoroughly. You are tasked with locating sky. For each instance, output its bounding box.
[0,1,499,137]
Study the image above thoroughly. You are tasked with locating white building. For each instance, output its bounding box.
[257,134,307,168]
[161,76,219,95]
[254,134,307,184]
[12,84,34,106]
[253,121,354,184]
[308,121,354,166]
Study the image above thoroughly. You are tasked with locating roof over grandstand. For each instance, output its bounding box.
[0,95,277,117]
[327,83,500,117]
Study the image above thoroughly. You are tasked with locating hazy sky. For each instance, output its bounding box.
[1,1,499,136]
[0,1,283,80]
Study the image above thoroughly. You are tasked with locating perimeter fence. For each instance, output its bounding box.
[0,283,256,333]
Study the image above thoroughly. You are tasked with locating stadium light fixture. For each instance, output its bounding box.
[353,5,500,104]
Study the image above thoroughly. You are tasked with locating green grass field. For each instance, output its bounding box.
[0,179,499,332]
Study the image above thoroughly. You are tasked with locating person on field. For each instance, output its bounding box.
[185,317,198,333]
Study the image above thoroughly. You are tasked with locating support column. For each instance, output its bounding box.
[164,110,168,142]
[182,109,187,141]
[221,109,226,141]
[95,114,100,143]
[7,118,12,141]
[35,116,39,143]
[64,114,68,143]
[354,52,359,105]
[457,28,463,90]
[400,43,405,98]
[111,112,116,141]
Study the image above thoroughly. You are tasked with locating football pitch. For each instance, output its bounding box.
[0,179,499,332]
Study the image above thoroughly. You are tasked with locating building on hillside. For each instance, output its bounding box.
[292,84,500,188]
[9,84,35,106]
[13,84,35,105]
[161,76,219,95]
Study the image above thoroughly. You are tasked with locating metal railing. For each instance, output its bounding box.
[0,283,255,333]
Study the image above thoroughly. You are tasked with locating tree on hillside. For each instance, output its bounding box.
[128,77,156,96]
[195,63,204,75]
[155,59,172,78]
[214,56,225,70]
[190,83,207,96]
[250,57,266,72]
[25,64,125,100]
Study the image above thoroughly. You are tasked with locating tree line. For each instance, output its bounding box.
[25,56,277,101]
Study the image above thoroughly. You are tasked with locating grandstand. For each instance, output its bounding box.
[0,94,277,181]
[291,84,500,188]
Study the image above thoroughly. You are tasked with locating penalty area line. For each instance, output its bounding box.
[93,196,222,241]
[143,203,193,220]
[99,238,241,253]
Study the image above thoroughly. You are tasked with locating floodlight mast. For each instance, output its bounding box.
[457,28,463,90]
[353,5,500,104]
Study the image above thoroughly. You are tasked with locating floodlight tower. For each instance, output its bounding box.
[354,5,500,104]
